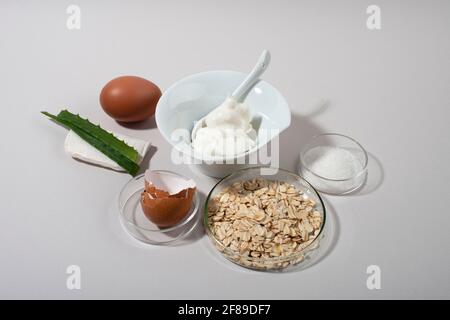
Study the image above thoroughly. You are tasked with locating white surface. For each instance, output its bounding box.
[0,0,449,299]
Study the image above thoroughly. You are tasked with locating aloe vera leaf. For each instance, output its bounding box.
[69,126,140,176]
[42,111,140,175]
[41,111,59,122]
[57,110,140,163]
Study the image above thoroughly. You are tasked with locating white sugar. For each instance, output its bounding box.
[304,146,363,179]
[301,146,366,194]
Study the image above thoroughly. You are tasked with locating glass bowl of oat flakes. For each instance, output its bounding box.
[204,167,326,271]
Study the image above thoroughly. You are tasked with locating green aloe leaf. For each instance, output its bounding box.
[42,111,140,176]
[57,110,139,163]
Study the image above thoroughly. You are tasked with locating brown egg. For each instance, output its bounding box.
[100,76,161,122]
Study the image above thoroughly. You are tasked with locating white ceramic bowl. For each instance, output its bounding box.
[155,70,291,178]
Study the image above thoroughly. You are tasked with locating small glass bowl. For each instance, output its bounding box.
[204,167,327,271]
[299,133,368,195]
[118,171,200,245]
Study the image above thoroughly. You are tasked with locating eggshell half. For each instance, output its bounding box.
[141,188,196,228]
[140,170,197,228]
[145,170,196,195]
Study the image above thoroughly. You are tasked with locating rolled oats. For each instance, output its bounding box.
[207,178,324,270]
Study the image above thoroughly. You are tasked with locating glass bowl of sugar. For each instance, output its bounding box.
[299,133,368,195]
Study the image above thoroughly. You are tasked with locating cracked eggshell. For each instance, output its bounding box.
[140,170,196,228]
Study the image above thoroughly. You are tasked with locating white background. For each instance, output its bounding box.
[1,0,449,299]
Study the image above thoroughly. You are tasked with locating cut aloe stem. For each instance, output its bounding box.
[57,110,139,163]
[42,111,140,175]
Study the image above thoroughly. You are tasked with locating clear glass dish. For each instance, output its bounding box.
[118,171,200,245]
[299,133,368,195]
[204,167,327,271]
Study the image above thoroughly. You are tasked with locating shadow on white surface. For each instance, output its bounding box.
[345,152,384,196]
[117,116,157,130]
[299,98,330,118]
[137,145,158,175]
[279,112,326,172]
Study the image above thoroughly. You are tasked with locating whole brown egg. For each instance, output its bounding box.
[100,76,161,122]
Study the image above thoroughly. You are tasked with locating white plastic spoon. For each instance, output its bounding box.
[191,49,271,141]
